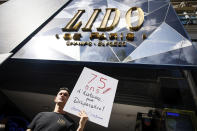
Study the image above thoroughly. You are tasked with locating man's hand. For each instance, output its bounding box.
[77,110,88,131]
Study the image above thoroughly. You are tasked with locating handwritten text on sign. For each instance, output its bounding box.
[64,67,118,127]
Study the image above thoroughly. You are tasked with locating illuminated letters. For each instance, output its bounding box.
[57,7,146,47]
[63,7,144,32]
[97,8,120,31]
[73,33,82,40]
[109,33,118,40]
[82,9,101,31]
[90,32,100,40]
[125,7,144,31]
[62,10,85,31]
[99,33,107,40]
[120,33,124,41]
[126,33,134,41]
[63,33,72,40]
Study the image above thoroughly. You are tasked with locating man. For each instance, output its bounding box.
[27,87,88,131]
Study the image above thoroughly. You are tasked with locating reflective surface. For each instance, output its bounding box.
[13,0,197,66]
[0,0,70,53]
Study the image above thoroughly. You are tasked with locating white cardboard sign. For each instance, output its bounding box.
[64,67,118,127]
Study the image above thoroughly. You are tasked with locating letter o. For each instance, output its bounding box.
[125,7,144,31]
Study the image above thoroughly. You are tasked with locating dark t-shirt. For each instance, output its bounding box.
[28,112,76,131]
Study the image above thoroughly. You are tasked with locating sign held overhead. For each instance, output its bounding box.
[64,67,118,127]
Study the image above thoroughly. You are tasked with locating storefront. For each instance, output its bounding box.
[0,0,197,130]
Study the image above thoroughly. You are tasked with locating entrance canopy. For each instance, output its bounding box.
[11,0,197,67]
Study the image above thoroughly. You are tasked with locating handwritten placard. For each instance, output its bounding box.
[64,67,118,127]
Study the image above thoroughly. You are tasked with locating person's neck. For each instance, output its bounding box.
[54,104,66,114]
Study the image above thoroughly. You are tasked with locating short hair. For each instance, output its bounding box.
[58,87,70,95]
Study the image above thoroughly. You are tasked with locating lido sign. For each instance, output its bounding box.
[56,7,146,46]
[62,7,144,32]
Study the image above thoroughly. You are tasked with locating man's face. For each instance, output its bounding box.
[54,90,69,105]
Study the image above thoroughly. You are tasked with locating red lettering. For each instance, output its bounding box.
[98,77,107,89]
[103,88,111,94]
[90,86,94,91]
[88,73,97,84]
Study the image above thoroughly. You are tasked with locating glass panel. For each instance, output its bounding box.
[65,0,107,10]
[192,42,197,50]
[80,46,119,62]
[111,42,136,61]
[148,1,168,13]
[144,4,169,26]
[133,23,161,47]
[131,45,197,65]
[12,0,197,67]
[12,36,80,61]
[135,2,148,13]
[179,44,197,65]
[149,0,170,2]
[107,0,131,11]
[39,18,71,36]
[165,5,190,39]
[128,49,181,65]
[124,22,192,62]
[110,0,148,13]
[114,0,148,5]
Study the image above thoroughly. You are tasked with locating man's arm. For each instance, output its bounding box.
[77,111,88,131]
